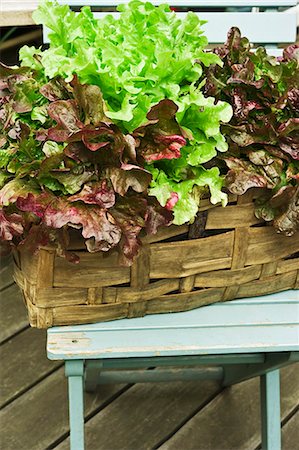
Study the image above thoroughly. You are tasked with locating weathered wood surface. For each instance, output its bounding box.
[1,263,299,450]
[0,368,129,450]
[0,256,14,291]
[160,364,299,450]
[0,284,28,343]
[0,327,61,408]
[56,380,222,450]
[281,410,299,450]
[55,365,298,450]
[13,193,299,328]
[47,291,299,360]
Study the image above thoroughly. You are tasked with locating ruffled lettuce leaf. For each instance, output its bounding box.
[204,27,299,235]
[29,0,223,132]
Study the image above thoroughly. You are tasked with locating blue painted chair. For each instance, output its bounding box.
[45,2,298,449]
[47,290,299,450]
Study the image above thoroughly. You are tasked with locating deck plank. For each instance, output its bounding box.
[0,368,129,450]
[0,256,14,291]
[160,364,299,450]
[56,379,222,450]
[0,284,28,343]
[54,365,299,450]
[0,327,61,408]
[281,409,299,450]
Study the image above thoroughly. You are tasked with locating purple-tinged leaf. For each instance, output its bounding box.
[106,165,152,196]
[110,196,148,265]
[278,118,299,136]
[270,185,296,209]
[0,208,24,240]
[40,77,72,101]
[124,134,137,161]
[134,100,186,162]
[224,158,268,195]
[231,87,263,120]
[279,137,299,160]
[165,192,179,210]
[72,77,110,126]
[248,150,275,166]
[47,100,83,142]
[68,180,115,208]
[146,99,178,121]
[282,44,299,63]
[274,187,299,236]
[145,203,173,234]
[64,142,90,163]
[0,179,40,206]
[287,88,299,110]
[17,192,122,252]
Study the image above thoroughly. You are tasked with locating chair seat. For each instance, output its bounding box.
[47,290,299,360]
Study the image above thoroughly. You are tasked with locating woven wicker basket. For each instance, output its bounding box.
[13,191,299,328]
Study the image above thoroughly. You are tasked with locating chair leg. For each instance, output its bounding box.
[65,360,85,450]
[260,369,281,450]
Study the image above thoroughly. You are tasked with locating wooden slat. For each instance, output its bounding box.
[35,287,88,307]
[0,327,61,408]
[0,368,128,450]
[281,410,299,450]
[0,256,14,291]
[159,363,299,450]
[54,252,130,288]
[19,251,38,284]
[277,258,299,274]
[206,204,261,229]
[0,284,28,343]
[54,363,298,450]
[52,1,298,6]
[246,228,299,265]
[52,303,129,325]
[147,287,226,314]
[56,379,221,450]
[2,0,295,11]
[47,291,299,360]
[104,279,180,303]
[150,232,233,278]
[236,271,297,298]
[75,11,297,43]
[197,11,296,43]
[195,265,262,287]
[36,249,55,288]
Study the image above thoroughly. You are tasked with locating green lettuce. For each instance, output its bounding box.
[29,0,224,132]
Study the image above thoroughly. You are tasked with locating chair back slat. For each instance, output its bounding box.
[57,0,296,6]
[43,1,298,50]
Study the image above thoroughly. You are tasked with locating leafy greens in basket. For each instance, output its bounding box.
[204,28,299,236]
[0,1,232,264]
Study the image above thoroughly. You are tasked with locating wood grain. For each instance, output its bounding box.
[55,364,299,450]
[0,256,14,291]
[56,379,221,450]
[0,327,61,408]
[13,195,299,328]
[0,284,28,343]
[160,363,299,450]
[0,368,128,450]
[281,409,299,450]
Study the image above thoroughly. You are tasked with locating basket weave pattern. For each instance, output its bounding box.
[13,193,299,328]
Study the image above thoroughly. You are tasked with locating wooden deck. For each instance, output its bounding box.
[0,258,298,450]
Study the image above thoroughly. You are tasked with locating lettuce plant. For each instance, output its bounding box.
[204,28,299,236]
[0,1,232,263]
